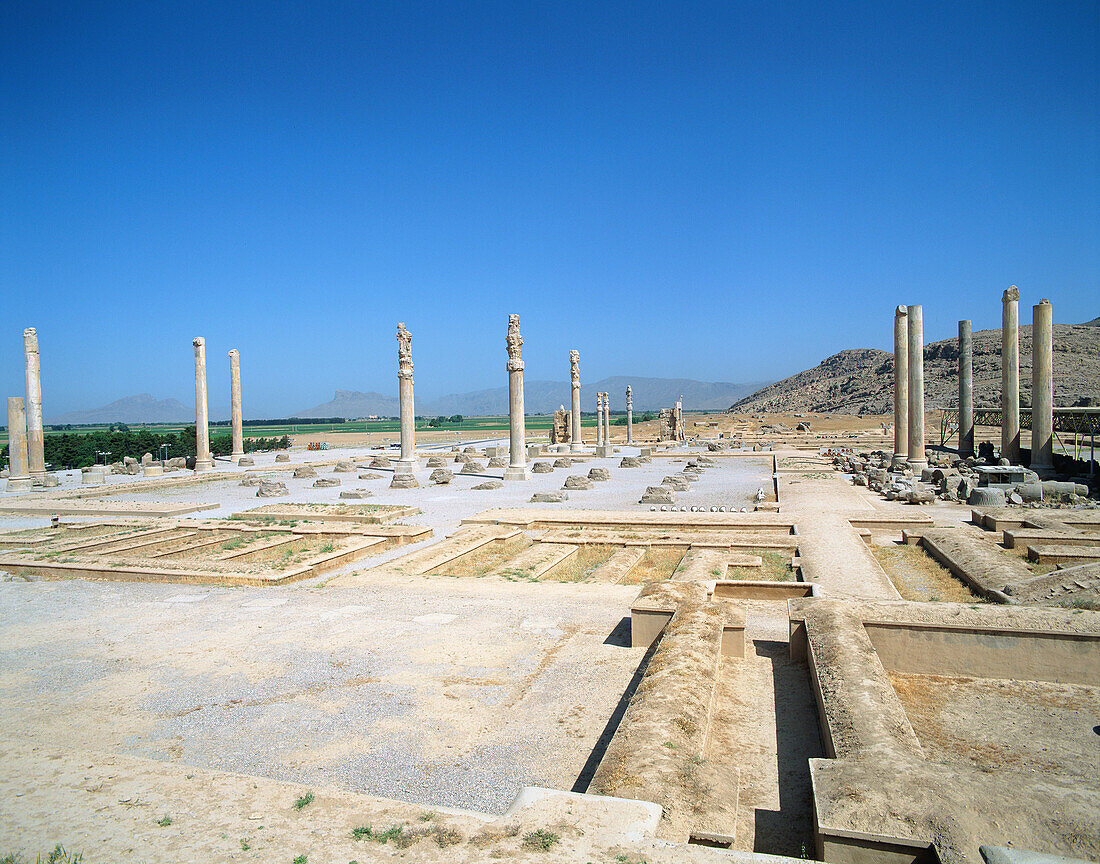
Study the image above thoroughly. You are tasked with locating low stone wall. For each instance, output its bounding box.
[593,581,740,844]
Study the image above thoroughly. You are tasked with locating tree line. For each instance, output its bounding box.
[2,426,289,470]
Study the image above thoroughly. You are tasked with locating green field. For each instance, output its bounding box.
[0,414,614,447]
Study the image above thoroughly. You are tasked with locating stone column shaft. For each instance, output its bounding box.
[6,397,29,479]
[193,337,213,471]
[604,393,611,445]
[570,350,582,451]
[626,386,634,444]
[893,307,908,462]
[958,320,974,457]
[595,393,603,446]
[1002,287,1020,462]
[906,305,926,468]
[229,350,244,461]
[23,328,45,479]
[395,323,418,474]
[503,315,529,480]
[1031,299,1054,471]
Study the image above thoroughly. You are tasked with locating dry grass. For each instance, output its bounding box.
[620,546,687,584]
[543,544,616,582]
[429,536,532,578]
[872,543,981,602]
[725,549,792,582]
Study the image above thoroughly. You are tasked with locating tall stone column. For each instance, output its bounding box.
[503,315,529,480]
[6,397,30,490]
[23,328,46,480]
[626,385,634,444]
[906,305,926,469]
[228,349,244,462]
[958,320,974,457]
[595,393,604,446]
[604,392,612,445]
[395,323,419,474]
[193,337,213,472]
[1001,286,1020,462]
[1031,299,1054,472]
[569,350,582,451]
[893,307,908,465]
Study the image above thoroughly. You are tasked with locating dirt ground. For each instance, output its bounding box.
[889,673,1100,784]
[870,542,982,602]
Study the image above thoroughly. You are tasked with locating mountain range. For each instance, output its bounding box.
[40,377,767,426]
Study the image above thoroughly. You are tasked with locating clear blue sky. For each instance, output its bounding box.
[2,1,1097,418]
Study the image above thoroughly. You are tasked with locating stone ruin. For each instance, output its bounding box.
[549,404,572,444]
[658,397,685,442]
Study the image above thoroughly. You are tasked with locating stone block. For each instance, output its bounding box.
[564,475,593,490]
[237,456,254,466]
[531,462,553,473]
[333,460,356,472]
[531,491,567,503]
[588,467,611,481]
[390,474,419,489]
[429,468,453,484]
[473,481,503,490]
[340,490,373,499]
[257,480,289,497]
[553,458,573,468]
[640,486,675,504]
[313,478,340,487]
[460,461,486,474]
[619,457,641,468]
[293,466,317,478]
[274,453,290,462]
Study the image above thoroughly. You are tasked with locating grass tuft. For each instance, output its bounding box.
[294,791,314,811]
[521,829,559,851]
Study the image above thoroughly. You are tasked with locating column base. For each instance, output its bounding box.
[595,445,613,458]
[5,478,32,492]
[1030,463,1056,480]
[230,452,245,463]
[395,458,419,474]
[570,443,584,452]
[891,453,908,471]
[907,458,928,472]
[502,466,530,481]
[194,459,214,473]
[390,473,420,489]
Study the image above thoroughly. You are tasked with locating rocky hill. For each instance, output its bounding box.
[731,318,1100,415]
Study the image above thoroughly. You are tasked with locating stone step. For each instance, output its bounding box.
[1002,529,1100,550]
[1026,544,1100,565]
[589,546,647,583]
[487,543,579,581]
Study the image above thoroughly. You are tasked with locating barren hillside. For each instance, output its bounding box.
[732,319,1100,415]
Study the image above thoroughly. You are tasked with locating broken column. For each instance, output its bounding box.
[1031,299,1054,473]
[503,315,529,480]
[6,397,30,491]
[958,320,974,457]
[570,350,582,451]
[193,337,213,472]
[22,328,46,480]
[626,385,634,444]
[893,306,909,466]
[906,304,926,469]
[228,349,244,462]
[395,323,419,475]
[1002,286,1020,462]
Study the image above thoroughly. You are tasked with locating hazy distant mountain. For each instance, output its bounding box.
[297,377,768,418]
[293,389,400,418]
[48,393,192,425]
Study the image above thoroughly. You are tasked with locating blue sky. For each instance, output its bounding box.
[1,1,1097,418]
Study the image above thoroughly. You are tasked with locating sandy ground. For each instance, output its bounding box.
[0,575,644,816]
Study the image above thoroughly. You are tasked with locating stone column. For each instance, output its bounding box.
[503,315,529,480]
[906,305,926,469]
[6,397,30,490]
[228,349,244,462]
[626,385,634,444]
[604,392,612,445]
[193,337,213,471]
[958,320,974,457]
[595,393,604,446]
[570,350,582,451]
[22,328,46,480]
[1001,286,1020,462]
[395,323,418,474]
[1031,299,1054,472]
[893,307,909,465]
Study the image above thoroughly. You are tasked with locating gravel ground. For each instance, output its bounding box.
[0,575,644,814]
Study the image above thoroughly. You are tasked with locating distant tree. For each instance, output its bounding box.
[449,415,464,423]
